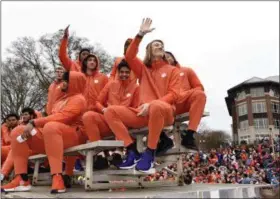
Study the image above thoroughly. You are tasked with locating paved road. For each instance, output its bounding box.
[1,184,271,198]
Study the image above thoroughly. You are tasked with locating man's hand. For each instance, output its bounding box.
[63,25,70,38]
[139,18,155,36]
[137,103,150,117]
[21,123,34,140]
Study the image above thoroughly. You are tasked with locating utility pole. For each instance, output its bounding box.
[269,127,275,157]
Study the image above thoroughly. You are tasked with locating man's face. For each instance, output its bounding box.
[80,51,90,62]
[118,66,130,80]
[22,112,33,123]
[86,57,97,70]
[7,116,18,129]
[165,53,175,66]
[151,41,164,58]
[55,68,65,81]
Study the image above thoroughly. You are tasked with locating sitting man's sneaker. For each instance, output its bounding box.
[136,148,155,173]
[1,174,31,192]
[51,174,66,194]
[183,173,193,185]
[118,150,140,169]
[62,175,72,188]
[93,155,109,170]
[156,132,174,156]
[74,159,84,172]
[181,129,198,152]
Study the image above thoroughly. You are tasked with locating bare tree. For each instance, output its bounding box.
[1,30,114,119]
[1,58,46,119]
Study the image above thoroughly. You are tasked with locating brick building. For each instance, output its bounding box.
[225,76,279,144]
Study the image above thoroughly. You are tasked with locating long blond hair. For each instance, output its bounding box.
[143,39,168,68]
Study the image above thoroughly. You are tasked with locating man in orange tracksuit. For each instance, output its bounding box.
[109,38,137,83]
[80,54,109,111]
[1,71,87,194]
[103,18,181,172]
[157,51,206,152]
[1,114,19,181]
[59,25,90,72]
[83,59,139,142]
[82,59,139,168]
[46,66,65,115]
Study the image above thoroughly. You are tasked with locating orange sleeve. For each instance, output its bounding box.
[1,124,10,146]
[187,68,204,91]
[59,37,74,71]
[34,96,86,128]
[125,36,143,78]
[159,68,180,104]
[96,82,111,113]
[130,85,140,108]
[46,83,54,115]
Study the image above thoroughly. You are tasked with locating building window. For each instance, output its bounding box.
[236,91,246,100]
[250,87,265,97]
[271,102,280,113]
[254,118,268,129]
[274,119,280,129]
[238,104,248,116]
[252,102,267,113]
[239,120,249,131]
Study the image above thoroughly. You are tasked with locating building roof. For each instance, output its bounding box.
[228,75,279,93]
[265,75,279,83]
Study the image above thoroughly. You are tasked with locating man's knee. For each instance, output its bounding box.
[194,90,206,101]
[82,111,100,123]
[10,126,25,140]
[149,100,169,112]
[103,106,117,119]
[42,122,60,135]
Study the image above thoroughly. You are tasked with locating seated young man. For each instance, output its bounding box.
[156,51,206,155]
[82,59,139,169]
[103,18,181,172]
[1,71,87,194]
[1,113,19,181]
[109,38,137,83]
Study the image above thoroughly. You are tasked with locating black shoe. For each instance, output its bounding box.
[108,153,123,167]
[93,155,109,170]
[183,173,193,185]
[156,132,174,156]
[181,130,198,152]
[62,174,72,188]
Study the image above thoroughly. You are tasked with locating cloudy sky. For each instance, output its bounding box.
[2,1,279,134]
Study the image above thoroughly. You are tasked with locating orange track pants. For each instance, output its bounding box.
[82,111,113,142]
[104,100,174,149]
[175,90,206,131]
[11,123,79,175]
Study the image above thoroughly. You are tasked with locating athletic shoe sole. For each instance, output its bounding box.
[3,185,32,192]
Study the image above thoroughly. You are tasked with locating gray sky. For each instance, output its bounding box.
[2,1,279,134]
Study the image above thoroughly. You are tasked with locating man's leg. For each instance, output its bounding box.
[176,90,206,150]
[104,106,147,169]
[42,122,79,194]
[1,150,13,180]
[136,100,174,172]
[1,126,45,192]
[82,111,112,142]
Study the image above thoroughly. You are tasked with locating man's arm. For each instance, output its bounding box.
[34,97,86,127]
[96,82,111,113]
[59,25,74,71]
